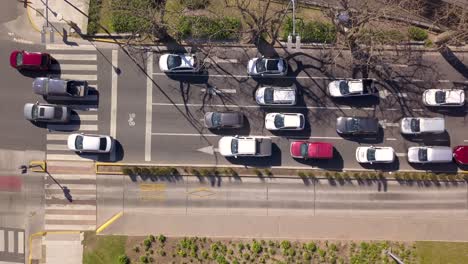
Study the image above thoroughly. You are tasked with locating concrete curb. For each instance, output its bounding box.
[95,212,123,234]
[26,4,41,33]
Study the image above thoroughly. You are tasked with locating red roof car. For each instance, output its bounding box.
[453,145,468,165]
[9,50,51,70]
[290,141,333,159]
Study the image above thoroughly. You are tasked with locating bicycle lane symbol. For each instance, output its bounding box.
[128,113,136,127]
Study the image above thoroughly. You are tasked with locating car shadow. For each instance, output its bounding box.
[207,116,251,136]
[358,156,400,171]
[225,143,282,167]
[251,74,295,87]
[28,120,49,129]
[425,106,467,117]
[340,127,384,144]
[408,162,459,173]
[47,114,81,132]
[49,58,61,75]
[331,95,380,107]
[294,147,344,171]
[166,70,209,84]
[96,139,124,162]
[18,69,49,78]
[45,88,99,106]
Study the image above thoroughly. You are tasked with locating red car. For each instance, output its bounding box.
[453,145,468,165]
[290,141,333,159]
[10,50,51,70]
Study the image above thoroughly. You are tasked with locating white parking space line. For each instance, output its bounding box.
[386,138,397,141]
[145,51,153,161]
[200,88,237,94]
[46,44,96,50]
[46,154,97,161]
[50,64,97,71]
[464,140,468,142]
[152,102,356,110]
[44,214,96,221]
[396,153,407,157]
[45,204,96,210]
[46,144,69,151]
[438,80,450,83]
[47,134,69,141]
[50,54,97,61]
[412,109,424,112]
[47,124,98,131]
[205,57,239,63]
[71,114,98,121]
[58,74,97,81]
[44,224,96,231]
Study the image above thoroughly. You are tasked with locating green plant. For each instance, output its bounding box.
[176,16,241,40]
[263,169,273,177]
[149,235,155,242]
[87,0,102,35]
[243,253,250,260]
[308,172,316,179]
[216,254,228,264]
[118,254,130,264]
[305,242,317,252]
[318,248,326,257]
[141,167,151,175]
[178,249,187,258]
[303,251,311,260]
[133,246,140,253]
[122,167,133,175]
[140,255,149,263]
[200,168,211,177]
[298,171,306,178]
[238,243,245,251]
[133,167,142,175]
[201,250,209,259]
[179,0,210,9]
[281,240,291,250]
[408,26,428,41]
[158,234,167,244]
[269,248,276,255]
[227,249,234,255]
[283,17,336,43]
[325,172,332,179]
[287,248,296,256]
[158,249,166,256]
[254,169,263,177]
[334,172,342,180]
[424,39,434,47]
[329,243,338,251]
[144,238,152,250]
[252,241,262,254]
[191,168,200,176]
[232,258,240,264]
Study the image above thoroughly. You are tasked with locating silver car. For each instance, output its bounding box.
[23,102,70,123]
[400,117,445,135]
[158,54,199,73]
[247,57,288,76]
[407,146,453,163]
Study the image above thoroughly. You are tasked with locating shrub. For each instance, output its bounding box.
[141,167,151,175]
[176,16,241,40]
[216,255,228,264]
[408,26,428,41]
[133,167,142,175]
[200,168,211,177]
[122,167,133,175]
[144,238,152,250]
[252,241,262,254]
[179,0,210,9]
[329,243,338,251]
[133,246,140,253]
[191,168,200,176]
[158,249,166,256]
[269,248,276,255]
[253,169,263,177]
[118,254,130,264]
[308,172,316,179]
[228,249,234,255]
[305,242,316,252]
[283,17,336,43]
[87,0,102,35]
[238,243,245,251]
[318,248,326,257]
[111,0,154,33]
[149,235,155,242]
[303,251,311,260]
[201,250,209,259]
[263,169,273,177]
[281,240,291,250]
[158,234,167,244]
[243,253,250,260]
[232,259,240,264]
[178,249,187,257]
[140,255,149,263]
[325,172,332,179]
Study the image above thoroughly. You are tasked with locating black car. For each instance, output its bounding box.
[336,116,379,135]
[204,112,244,129]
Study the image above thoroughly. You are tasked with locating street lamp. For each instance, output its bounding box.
[287,0,300,49]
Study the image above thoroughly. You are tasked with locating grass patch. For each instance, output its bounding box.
[83,232,127,264]
[98,0,114,33]
[415,241,468,264]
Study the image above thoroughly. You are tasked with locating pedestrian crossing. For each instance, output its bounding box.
[0,228,24,263]
[45,44,100,162]
[44,173,97,231]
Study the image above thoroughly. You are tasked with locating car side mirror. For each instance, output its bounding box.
[235,135,239,138]
[234,155,238,158]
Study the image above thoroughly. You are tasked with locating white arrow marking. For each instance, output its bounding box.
[197,146,218,155]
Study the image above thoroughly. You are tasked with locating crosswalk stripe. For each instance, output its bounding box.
[45,183,96,190]
[47,144,69,151]
[46,193,96,200]
[58,74,97,81]
[45,174,96,180]
[17,231,24,254]
[46,44,96,50]
[71,114,98,121]
[44,224,95,231]
[47,124,98,131]
[50,54,97,61]
[0,230,4,252]
[8,231,14,253]
[47,134,69,140]
[46,204,96,210]
[50,64,97,71]
[45,214,96,221]
[46,154,97,161]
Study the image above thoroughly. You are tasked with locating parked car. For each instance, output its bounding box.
[336,116,379,135]
[67,133,113,153]
[422,89,465,107]
[23,102,70,123]
[265,113,304,130]
[247,57,287,76]
[218,136,272,157]
[9,50,51,70]
[158,54,199,73]
[33,77,89,98]
[328,79,376,97]
[356,146,395,164]
[453,145,468,165]
[290,141,333,159]
[400,117,445,135]
[255,86,296,106]
[407,146,452,163]
[204,111,244,129]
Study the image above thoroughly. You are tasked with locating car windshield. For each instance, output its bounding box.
[300,143,309,157]
[274,114,285,128]
[75,135,83,150]
[418,149,428,161]
[410,119,420,132]
[167,55,182,70]
[339,81,350,94]
[211,113,222,127]
[231,138,238,154]
[99,138,107,151]
[264,88,274,103]
[255,59,266,73]
[435,91,446,104]
[367,148,376,161]
[31,105,38,119]
[16,52,23,66]
[349,118,359,132]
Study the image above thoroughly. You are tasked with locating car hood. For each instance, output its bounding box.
[158,54,170,71]
[407,147,420,162]
[328,81,342,96]
[218,137,234,156]
[23,103,34,120]
[247,58,258,74]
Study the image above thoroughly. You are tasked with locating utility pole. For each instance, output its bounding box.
[287,0,301,50]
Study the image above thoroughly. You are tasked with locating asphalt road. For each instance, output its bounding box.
[112,46,468,172]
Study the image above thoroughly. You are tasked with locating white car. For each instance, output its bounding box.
[422,89,465,107]
[355,146,395,164]
[328,79,376,97]
[255,87,296,106]
[158,54,198,73]
[407,146,452,163]
[67,133,113,153]
[265,113,305,130]
[218,136,272,157]
[400,117,445,135]
[247,57,287,76]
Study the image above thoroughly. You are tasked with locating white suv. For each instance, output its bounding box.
[422,89,465,107]
[265,113,305,130]
[218,136,272,157]
[255,87,296,106]
[407,146,452,163]
[400,117,445,135]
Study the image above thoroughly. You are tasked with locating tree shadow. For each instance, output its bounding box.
[440,46,468,79]
[225,143,282,167]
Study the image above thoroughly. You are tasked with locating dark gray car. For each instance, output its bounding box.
[204,112,244,129]
[33,77,89,98]
[23,102,70,122]
[336,116,379,135]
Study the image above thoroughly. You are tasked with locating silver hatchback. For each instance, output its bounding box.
[23,102,70,123]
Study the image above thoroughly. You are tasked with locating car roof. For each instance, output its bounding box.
[238,138,256,155]
[309,142,333,158]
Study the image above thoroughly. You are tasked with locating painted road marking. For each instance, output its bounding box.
[50,54,97,61]
[0,230,3,252]
[396,153,407,157]
[386,138,397,141]
[46,44,96,50]
[50,64,97,71]
[110,50,119,162]
[152,132,343,140]
[47,134,69,140]
[145,51,153,162]
[46,183,97,190]
[45,204,96,210]
[152,102,355,110]
[17,231,24,254]
[412,109,424,112]
[7,231,13,253]
[45,214,96,221]
[464,140,468,142]
[46,144,69,151]
[379,90,407,98]
[140,183,166,191]
[200,88,237,94]
[197,146,219,155]
[44,224,95,231]
[46,154,97,161]
[58,74,97,81]
[47,124,98,131]
[438,80,450,83]
[205,57,239,63]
